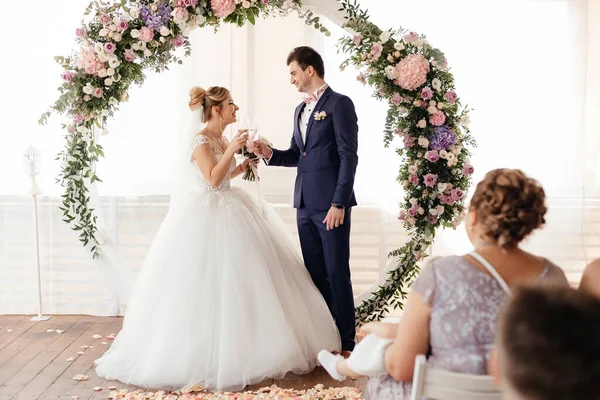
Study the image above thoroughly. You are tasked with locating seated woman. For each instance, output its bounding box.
[320,169,569,399]
[579,258,600,298]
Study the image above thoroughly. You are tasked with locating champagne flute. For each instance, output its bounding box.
[247,117,258,142]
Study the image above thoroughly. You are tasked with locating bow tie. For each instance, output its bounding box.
[303,85,328,104]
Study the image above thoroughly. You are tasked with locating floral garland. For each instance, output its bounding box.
[337,1,475,322]
[39,0,328,258]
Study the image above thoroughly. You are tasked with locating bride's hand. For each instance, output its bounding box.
[242,159,260,170]
[226,130,248,155]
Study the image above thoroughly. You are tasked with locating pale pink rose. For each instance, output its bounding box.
[424,150,439,163]
[61,71,75,82]
[440,195,453,205]
[211,0,236,18]
[124,48,136,62]
[139,26,154,42]
[444,91,458,104]
[414,99,424,107]
[452,188,464,201]
[421,86,433,100]
[378,88,386,96]
[409,174,419,186]
[404,135,416,147]
[407,217,416,226]
[172,7,189,24]
[407,207,417,217]
[391,92,402,105]
[404,32,419,43]
[371,42,383,59]
[104,42,116,54]
[353,35,361,46]
[117,20,128,31]
[76,47,103,76]
[429,111,446,126]
[75,27,86,37]
[463,164,475,175]
[417,119,427,129]
[177,0,186,5]
[425,215,438,224]
[394,54,430,91]
[423,173,438,188]
[173,35,185,47]
[398,210,406,221]
[67,124,76,134]
[93,88,103,98]
[261,0,269,4]
[73,114,84,124]
[99,14,111,25]
[356,73,366,85]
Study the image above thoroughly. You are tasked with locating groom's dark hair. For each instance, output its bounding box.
[287,46,325,78]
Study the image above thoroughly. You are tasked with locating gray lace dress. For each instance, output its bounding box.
[364,255,568,400]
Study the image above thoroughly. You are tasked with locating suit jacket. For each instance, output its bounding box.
[269,87,358,211]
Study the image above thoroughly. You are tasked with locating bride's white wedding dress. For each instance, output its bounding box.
[94,135,341,391]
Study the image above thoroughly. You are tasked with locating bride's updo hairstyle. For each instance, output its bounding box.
[469,168,547,249]
[189,86,230,122]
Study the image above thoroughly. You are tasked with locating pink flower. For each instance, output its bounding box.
[117,20,128,31]
[409,174,419,186]
[398,210,406,221]
[172,7,189,24]
[429,111,446,126]
[356,73,366,85]
[440,195,453,205]
[76,47,103,76]
[404,136,416,147]
[173,35,185,47]
[61,71,75,83]
[124,48,136,62]
[463,164,474,175]
[379,88,386,96]
[104,42,116,54]
[353,35,361,46]
[407,207,417,217]
[391,92,402,105]
[75,27,86,37]
[423,173,438,188]
[73,114,84,124]
[211,0,236,18]
[140,26,154,42]
[424,150,439,163]
[425,215,438,224]
[99,14,111,25]
[407,217,416,225]
[444,91,458,104]
[452,188,464,201]
[421,86,433,100]
[371,42,383,59]
[67,124,76,134]
[93,88,103,98]
[394,54,430,91]
[404,32,420,43]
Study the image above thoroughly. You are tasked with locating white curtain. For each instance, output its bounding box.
[1,0,598,315]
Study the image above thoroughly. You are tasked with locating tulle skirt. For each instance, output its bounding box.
[94,187,341,391]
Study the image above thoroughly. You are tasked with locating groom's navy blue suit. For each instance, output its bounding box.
[268,87,358,351]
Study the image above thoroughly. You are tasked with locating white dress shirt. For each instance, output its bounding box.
[299,83,328,144]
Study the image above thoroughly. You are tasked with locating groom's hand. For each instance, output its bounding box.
[254,142,273,159]
[323,206,345,231]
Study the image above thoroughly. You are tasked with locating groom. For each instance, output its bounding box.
[255,46,359,354]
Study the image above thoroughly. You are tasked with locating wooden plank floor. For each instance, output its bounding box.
[0,316,366,399]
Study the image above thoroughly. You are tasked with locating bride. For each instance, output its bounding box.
[94,86,341,392]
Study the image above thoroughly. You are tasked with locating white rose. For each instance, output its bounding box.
[429,100,436,107]
[104,77,113,86]
[160,26,171,37]
[98,52,108,62]
[144,49,152,57]
[109,97,118,105]
[121,12,131,22]
[242,0,251,7]
[417,119,427,129]
[109,24,117,32]
[394,51,401,58]
[460,115,471,128]
[409,198,418,205]
[418,207,425,215]
[429,208,438,216]
[427,106,438,115]
[447,158,457,167]
[418,136,429,147]
[432,78,442,91]
[437,183,448,193]
[132,42,139,51]
[113,33,122,42]
[436,205,445,216]
[447,153,456,161]
[384,65,398,80]
[129,6,139,19]
[83,84,94,94]
[76,126,88,134]
[397,107,409,116]
[394,42,405,51]
[379,30,392,44]
[84,94,92,102]
[97,69,108,78]
[387,55,394,62]
[94,43,103,54]
[408,165,418,174]
[107,68,115,76]
[439,150,449,159]
[99,28,109,37]
[108,58,120,68]
[437,102,445,110]
[452,146,462,155]
[130,29,140,39]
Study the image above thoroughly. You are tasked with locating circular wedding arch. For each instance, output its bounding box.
[40,0,475,323]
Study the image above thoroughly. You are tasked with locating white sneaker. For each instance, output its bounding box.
[318,350,347,381]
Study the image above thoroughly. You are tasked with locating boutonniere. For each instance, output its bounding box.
[314,111,327,121]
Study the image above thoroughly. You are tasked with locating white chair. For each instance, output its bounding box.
[410,355,503,400]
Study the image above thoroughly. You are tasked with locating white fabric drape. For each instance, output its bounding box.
[1,0,598,315]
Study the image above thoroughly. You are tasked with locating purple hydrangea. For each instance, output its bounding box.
[140,6,152,21]
[428,125,457,150]
[158,3,172,21]
[146,14,164,30]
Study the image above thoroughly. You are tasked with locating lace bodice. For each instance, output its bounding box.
[191,135,236,192]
